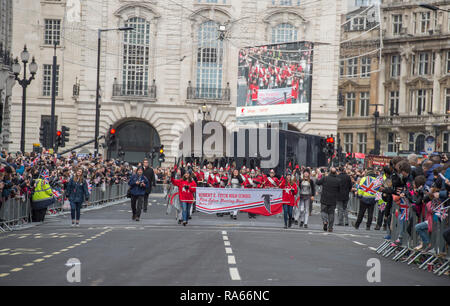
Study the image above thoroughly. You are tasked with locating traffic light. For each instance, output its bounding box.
[158,145,165,163]
[39,125,47,147]
[107,126,117,149]
[326,135,335,158]
[56,130,62,148]
[61,126,70,147]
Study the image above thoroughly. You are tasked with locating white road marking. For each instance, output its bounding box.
[222,231,227,235]
[229,267,241,281]
[369,247,377,251]
[223,235,229,241]
[224,241,231,246]
[228,255,236,265]
[225,247,233,254]
[353,241,366,246]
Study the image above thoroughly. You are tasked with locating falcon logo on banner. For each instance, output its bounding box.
[195,187,283,216]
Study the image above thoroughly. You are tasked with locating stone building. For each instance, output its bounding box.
[337,5,381,155]
[378,0,450,155]
[0,0,14,150]
[11,0,343,163]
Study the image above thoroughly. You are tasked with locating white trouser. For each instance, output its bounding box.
[299,197,311,224]
[232,210,238,216]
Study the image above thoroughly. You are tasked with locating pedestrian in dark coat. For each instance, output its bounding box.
[66,168,90,227]
[142,159,155,213]
[336,167,352,226]
[128,167,149,221]
[316,167,341,232]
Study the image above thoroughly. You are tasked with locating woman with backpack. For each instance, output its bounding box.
[66,168,90,227]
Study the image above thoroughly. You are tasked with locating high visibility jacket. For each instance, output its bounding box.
[31,178,54,209]
[357,176,379,198]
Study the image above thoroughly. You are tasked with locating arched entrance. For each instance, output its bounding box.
[110,120,161,166]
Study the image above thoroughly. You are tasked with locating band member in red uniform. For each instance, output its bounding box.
[246,169,259,219]
[195,166,205,187]
[219,167,229,188]
[279,171,298,229]
[249,79,259,106]
[208,168,221,188]
[264,169,279,188]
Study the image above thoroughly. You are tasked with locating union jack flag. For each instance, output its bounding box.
[87,180,92,194]
[41,169,49,181]
[373,175,384,188]
[399,197,409,221]
[52,189,62,198]
[359,176,381,196]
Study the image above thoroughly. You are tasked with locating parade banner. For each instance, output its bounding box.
[196,187,283,216]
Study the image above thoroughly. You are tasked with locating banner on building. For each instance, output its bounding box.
[195,187,283,216]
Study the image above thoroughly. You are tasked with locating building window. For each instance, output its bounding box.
[420,12,431,34]
[392,14,402,35]
[197,21,224,98]
[446,51,450,74]
[357,133,367,154]
[352,17,366,31]
[122,17,150,96]
[409,132,415,151]
[361,57,371,77]
[443,132,449,153]
[272,23,297,43]
[360,92,369,117]
[347,58,358,78]
[418,52,429,75]
[417,89,426,115]
[42,64,59,96]
[411,54,416,75]
[344,133,353,153]
[446,88,450,115]
[339,60,344,77]
[390,55,400,78]
[44,19,61,46]
[346,92,356,117]
[389,91,399,116]
[387,132,395,152]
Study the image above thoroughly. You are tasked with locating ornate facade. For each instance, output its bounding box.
[11,0,343,163]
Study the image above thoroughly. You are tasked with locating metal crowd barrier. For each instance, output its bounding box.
[0,182,129,232]
[0,196,31,232]
[376,202,450,277]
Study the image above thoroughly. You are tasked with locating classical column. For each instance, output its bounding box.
[432,51,441,114]
[399,54,408,114]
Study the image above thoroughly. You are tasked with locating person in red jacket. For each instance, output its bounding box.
[171,169,197,226]
[279,171,298,229]
[208,168,221,188]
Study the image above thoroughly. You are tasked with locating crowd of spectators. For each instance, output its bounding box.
[0,150,134,209]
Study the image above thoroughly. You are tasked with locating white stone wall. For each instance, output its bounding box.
[10,0,342,158]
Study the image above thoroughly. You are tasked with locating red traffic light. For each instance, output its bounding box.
[326,137,334,144]
[56,131,62,137]
[110,128,116,135]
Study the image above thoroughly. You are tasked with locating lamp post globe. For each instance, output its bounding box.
[20,46,30,63]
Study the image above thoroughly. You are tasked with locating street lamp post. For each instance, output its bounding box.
[12,45,38,153]
[395,135,402,156]
[198,103,210,166]
[370,103,383,155]
[94,27,134,158]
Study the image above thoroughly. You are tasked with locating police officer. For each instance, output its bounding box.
[31,173,55,222]
[354,168,379,230]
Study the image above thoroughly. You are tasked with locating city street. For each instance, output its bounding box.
[0,195,448,286]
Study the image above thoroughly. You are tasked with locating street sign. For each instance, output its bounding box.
[425,136,435,154]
